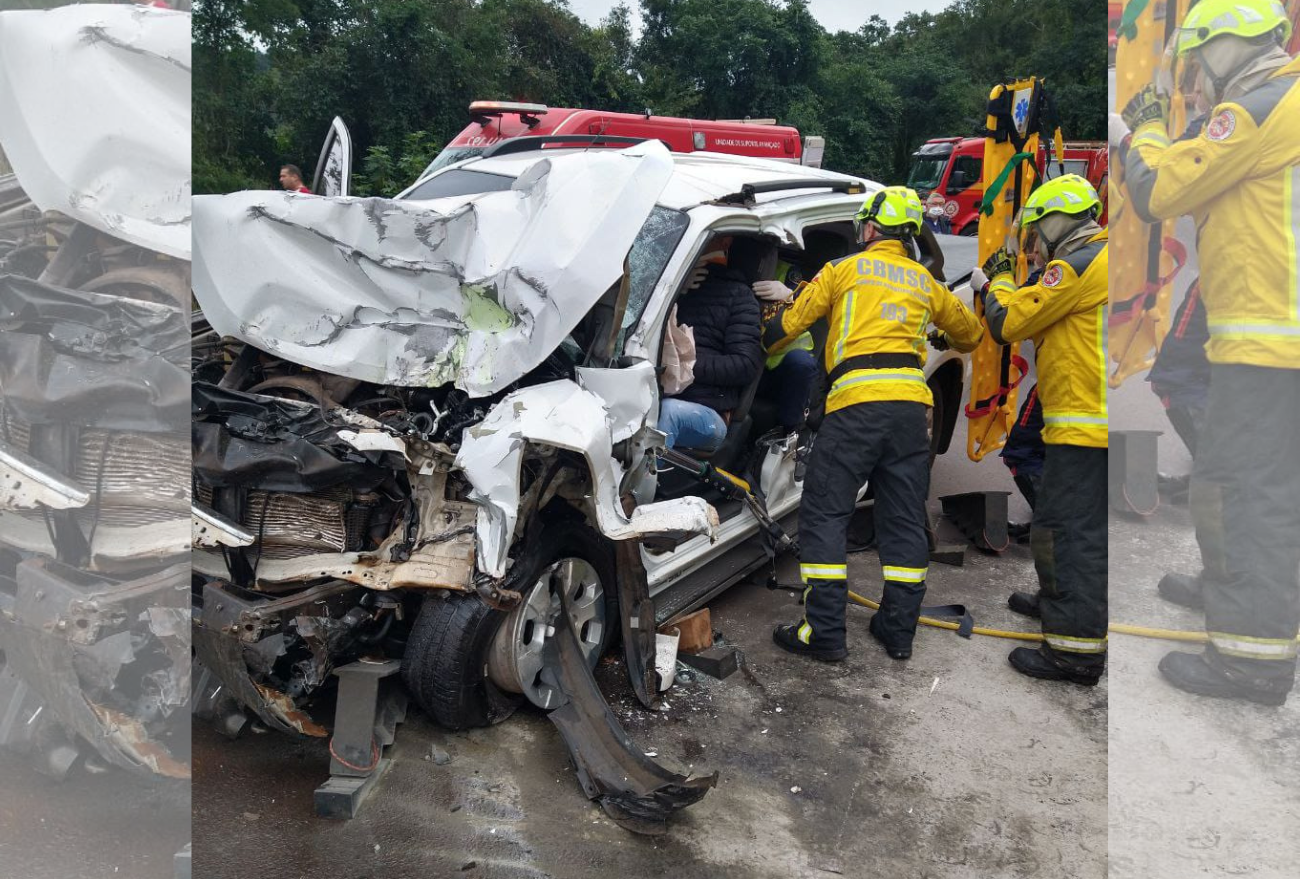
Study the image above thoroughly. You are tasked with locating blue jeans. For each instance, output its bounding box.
[659,398,728,451]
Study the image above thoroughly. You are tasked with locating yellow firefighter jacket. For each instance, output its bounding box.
[1125,57,1300,369]
[762,239,982,414]
[985,230,1109,448]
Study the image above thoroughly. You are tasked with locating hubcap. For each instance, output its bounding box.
[487,557,606,709]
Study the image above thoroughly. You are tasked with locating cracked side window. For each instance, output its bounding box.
[620,206,689,350]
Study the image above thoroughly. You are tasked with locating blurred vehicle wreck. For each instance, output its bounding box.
[0,2,190,782]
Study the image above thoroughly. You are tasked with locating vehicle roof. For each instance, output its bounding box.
[436,148,876,213]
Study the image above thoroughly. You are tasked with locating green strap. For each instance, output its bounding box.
[979,152,1034,217]
[1117,0,1149,42]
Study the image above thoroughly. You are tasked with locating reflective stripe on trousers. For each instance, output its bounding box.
[800,563,847,581]
[1209,632,1299,661]
[1043,633,1108,654]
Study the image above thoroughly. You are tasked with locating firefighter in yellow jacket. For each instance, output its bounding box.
[1114,0,1300,705]
[763,186,983,661]
[979,175,1109,684]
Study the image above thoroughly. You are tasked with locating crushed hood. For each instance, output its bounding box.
[192,142,673,398]
[0,5,191,259]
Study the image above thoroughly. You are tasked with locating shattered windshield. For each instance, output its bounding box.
[907,156,949,192]
[621,206,690,342]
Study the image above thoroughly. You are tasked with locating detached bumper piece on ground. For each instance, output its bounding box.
[542,578,716,835]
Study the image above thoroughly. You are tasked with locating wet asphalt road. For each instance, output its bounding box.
[0,752,189,878]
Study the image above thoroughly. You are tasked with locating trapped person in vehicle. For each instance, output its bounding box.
[278,163,312,193]
[762,187,983,662]
[659,236,763,450]
[755,261,819,436]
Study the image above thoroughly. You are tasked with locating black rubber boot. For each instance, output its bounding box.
[868,612,911,660]
[772,624,847,662]
[1157,572,1204,610]
[1158,651,1290,707]
[1008,646,1102,685]
[1008,591,1041,618]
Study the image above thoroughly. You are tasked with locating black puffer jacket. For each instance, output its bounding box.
[672,264,763,414]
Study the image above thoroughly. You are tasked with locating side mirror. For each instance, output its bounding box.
[312,117,353,197]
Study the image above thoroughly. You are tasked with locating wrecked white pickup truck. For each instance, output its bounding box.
[0,3,191,780]
[190,131,970,827]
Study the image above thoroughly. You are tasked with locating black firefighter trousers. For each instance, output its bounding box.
[796,401,931,652]
[1191,364,1300,690]
[1033,443,1108,672]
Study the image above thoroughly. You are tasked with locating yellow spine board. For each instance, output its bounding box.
[1109,0,1191,388]
[966,78,1038,462]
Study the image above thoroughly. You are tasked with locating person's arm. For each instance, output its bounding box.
[693,288,763,388]
[762,262,838,352]
[1123,100,1264,223]
[984,261,1084,345]
[930,279,984,353]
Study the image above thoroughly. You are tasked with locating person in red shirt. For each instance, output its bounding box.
[278,164,312,194]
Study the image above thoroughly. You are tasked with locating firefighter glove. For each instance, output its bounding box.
[928,329,951,351]
[1121,84,1169,132]
[982,247,1014,282]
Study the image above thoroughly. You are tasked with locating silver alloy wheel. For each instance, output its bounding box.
[486,557,606,709]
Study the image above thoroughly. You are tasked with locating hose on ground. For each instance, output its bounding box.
[846,590,1299,644]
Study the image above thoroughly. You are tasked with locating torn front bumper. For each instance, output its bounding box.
[190,578,382,737]
[0,559,190,778]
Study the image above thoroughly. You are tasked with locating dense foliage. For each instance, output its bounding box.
[193,0,1107,195]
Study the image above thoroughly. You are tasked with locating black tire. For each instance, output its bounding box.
[402,519,617,730]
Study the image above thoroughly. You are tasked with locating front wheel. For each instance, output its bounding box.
[402,520,617,730]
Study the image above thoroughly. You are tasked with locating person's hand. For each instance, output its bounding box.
[982,247,1013,281]
[1108,112,1131,149]
[927,329,951,351]
[686,258,709,291]
[968,266,989,294]
[753,280,794,303]
[1121,83,1169,132]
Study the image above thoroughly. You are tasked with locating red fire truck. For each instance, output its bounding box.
[421,101,826,177]
[907,137,1107,236]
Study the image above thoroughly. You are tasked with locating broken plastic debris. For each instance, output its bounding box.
[791,786,802,794]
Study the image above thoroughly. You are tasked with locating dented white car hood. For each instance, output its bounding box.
[0,5,191,259]
[192,142,674,398]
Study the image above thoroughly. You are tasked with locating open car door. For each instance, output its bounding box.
[311,116,352,197]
